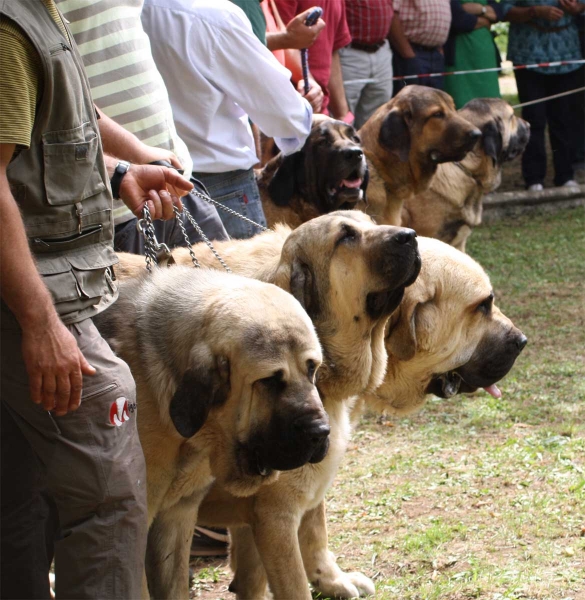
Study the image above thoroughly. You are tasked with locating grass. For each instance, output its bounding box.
[191,207,585,600]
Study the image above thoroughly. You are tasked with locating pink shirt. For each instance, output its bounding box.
[394,0,451,48]
[274,0,352,113]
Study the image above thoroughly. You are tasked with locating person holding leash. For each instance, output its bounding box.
[0,1,193,597]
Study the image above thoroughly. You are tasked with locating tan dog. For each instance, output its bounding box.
[357,85,481,226]
[295,237,527,599]
[402,98,531,251]
[117,211,421,599]
[362,236,527,416]
[95,267,328,599]
[258,118,368,228]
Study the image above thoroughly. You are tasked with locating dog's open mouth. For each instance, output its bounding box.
[328,169,364,202]
[425,371,502,399]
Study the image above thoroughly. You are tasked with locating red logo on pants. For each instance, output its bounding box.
[109,398,130,427]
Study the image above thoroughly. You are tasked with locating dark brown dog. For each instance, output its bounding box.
[258,117,369,228]
[357,85,481,226]
[402,98,531,251]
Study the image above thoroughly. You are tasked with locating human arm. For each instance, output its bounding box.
[461,2,498,21]
[0,143,96,416]
[196,11,312,154]
[266,6,326,50]
[96,107,183,169]
[504,4,564,22]
[102,155,193,220]
[327,50,350,120]
[388,12,417,58]
[559,0,585,14]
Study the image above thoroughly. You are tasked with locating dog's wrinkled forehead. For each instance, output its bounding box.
[309,120,360,146]
[396,85,455,116]
[243,323,317,364]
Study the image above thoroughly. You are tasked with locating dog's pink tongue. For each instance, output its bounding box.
[483,384,501,399]
[341,178,362,189]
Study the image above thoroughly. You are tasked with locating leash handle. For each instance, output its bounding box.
[302,7,322,95]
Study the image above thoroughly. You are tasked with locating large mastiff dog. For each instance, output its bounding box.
[117,211,421,599]
[357,85,481,226]
[402,98,531,251]
[95,267,329,599]
[258,118,368,228]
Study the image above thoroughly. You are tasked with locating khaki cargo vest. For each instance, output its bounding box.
[1,0,118,325]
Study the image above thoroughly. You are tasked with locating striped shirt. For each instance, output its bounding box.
[345,0,394,45]
[394,0,451,48]
[0,0,69,148]
[56,0,192,224]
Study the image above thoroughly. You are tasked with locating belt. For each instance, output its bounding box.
[349,40,386,53]
[527,22,570,33]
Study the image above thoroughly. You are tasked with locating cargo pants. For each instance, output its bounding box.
[1,305,147,600]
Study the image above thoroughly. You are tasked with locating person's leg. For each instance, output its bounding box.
[193,169,267,239]
[413,46,444,90]
[339,46,368,125]
[356,42,394,128]
[1,308,147,600]
[0,404,56,600]
[545,68,582,186]
[515,69,548,188]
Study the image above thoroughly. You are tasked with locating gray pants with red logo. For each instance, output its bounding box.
[1,307,147,600]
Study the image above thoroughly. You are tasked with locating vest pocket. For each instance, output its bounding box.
[42,123,107,206]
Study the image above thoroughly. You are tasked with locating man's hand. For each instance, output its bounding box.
[297,77,324,113]
[118,164,194,220]
[560,0,585,15]
[535,5,564,20]
[282,7,326,49]
[132,143,184,171]
[22,315,96,416]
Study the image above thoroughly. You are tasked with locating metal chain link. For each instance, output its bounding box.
[137,184,263,274]
[180,207,232,273]
[138,205,158,273]
[172,205,200,268]
[189,187,268,232]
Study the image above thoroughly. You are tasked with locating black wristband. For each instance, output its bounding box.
[110,160,131,200]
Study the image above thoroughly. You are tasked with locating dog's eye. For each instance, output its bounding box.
[432,110,445,119]
[336,224,359,246]
[477,293,494,315]
[258,370,285,390]
[307,359,318,382]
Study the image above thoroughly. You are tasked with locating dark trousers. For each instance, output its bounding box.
[515,67,584,187]
[393,44,445,95]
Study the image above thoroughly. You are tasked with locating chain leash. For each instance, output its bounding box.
[172,205,200,268]
[137,185,265,274]
[180,206,232,273]
[189,187,268,232]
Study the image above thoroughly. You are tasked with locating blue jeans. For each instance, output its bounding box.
[192,168,267,240]
[393,44,445,94]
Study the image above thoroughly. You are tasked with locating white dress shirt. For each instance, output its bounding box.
[141,0,313,173]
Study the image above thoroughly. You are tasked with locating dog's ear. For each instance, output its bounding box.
[169,357,230,438]
[289,258,320,319]
[378,108,411,162]
[385,284,433,361]
[481,120,503,166]
[267,151,304,207]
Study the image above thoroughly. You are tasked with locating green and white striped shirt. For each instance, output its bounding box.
[56,0,192,224]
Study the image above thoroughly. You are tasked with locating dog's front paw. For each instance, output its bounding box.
[312,569,375,598]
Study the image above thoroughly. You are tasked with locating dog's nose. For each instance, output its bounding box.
[294,416,330,442]
[515,334,528,352]
[343,147,363,161]
[468,129,482,143]
[391,228,417,245]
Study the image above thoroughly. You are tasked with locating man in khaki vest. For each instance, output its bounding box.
[0,1,193,597]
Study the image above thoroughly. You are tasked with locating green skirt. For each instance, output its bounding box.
[445,25,501,108]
